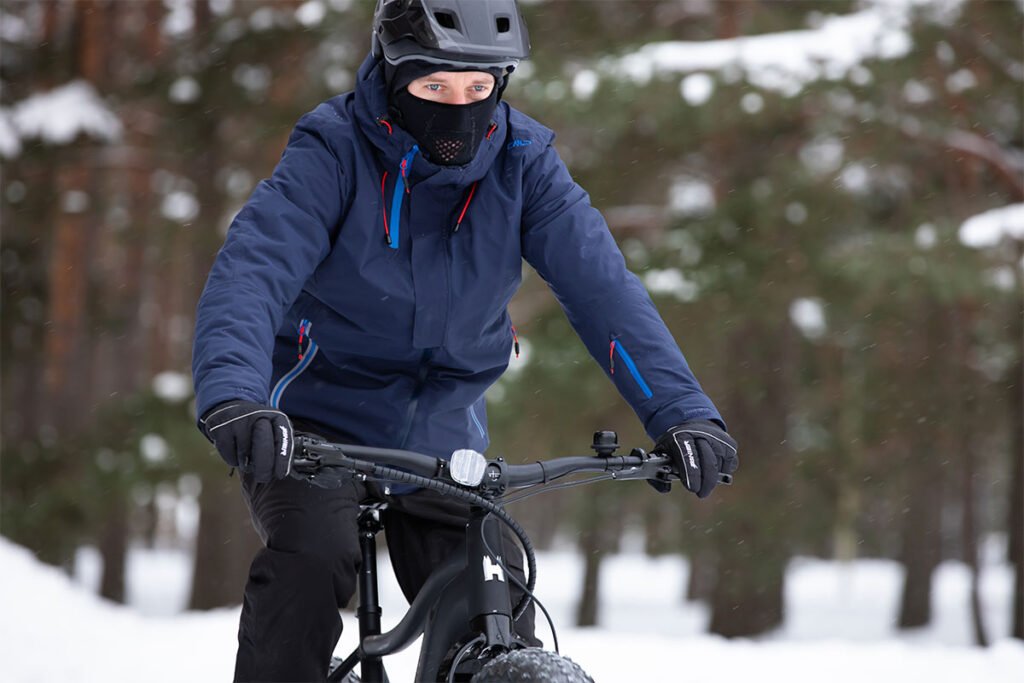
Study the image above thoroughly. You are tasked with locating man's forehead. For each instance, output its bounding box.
[418,71,494,84]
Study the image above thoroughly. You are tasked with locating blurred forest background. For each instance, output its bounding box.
[1,0,1021,644]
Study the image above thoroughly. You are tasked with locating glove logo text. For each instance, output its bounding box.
[683,440,697,470]
[278,425,290,458]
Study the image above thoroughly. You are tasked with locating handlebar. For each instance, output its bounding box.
[289,432,723,631]
[503,454,665,487]
[290,435,676,495]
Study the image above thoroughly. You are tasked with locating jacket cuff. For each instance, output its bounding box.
[195,383,267,427]
[645,400,725,440]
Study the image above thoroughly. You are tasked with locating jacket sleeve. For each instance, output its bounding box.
[191,112,345,418]
[520,141,724,438]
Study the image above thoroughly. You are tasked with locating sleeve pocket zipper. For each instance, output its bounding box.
[610,337,653,399]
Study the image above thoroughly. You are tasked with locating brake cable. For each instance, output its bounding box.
[346,460,538,620]
[478,514,560,654]
[501,472,618,506]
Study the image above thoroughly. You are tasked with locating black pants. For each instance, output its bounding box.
[233,473,537,682]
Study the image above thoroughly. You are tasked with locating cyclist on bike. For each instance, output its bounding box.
[192,1,739,680]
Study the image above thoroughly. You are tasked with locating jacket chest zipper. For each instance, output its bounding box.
[384,146,419,250]
[387,178,404,249]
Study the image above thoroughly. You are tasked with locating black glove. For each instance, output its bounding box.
[199,400,294,483]
[651,420,738,498]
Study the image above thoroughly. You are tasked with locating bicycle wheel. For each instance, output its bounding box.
[327,656,361,683]
[470,648,594,683]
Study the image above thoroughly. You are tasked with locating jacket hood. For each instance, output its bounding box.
[354,54,506,188]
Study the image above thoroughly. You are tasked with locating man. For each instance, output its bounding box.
[192,1,738,680]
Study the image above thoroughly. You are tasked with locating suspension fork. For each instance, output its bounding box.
[358,505,386,683]
[418,504,526,681]
[467,504,517,651]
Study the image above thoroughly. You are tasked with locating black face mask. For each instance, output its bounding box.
[390,88,499,166]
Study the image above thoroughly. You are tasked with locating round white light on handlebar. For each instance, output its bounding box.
[449,449,487,487]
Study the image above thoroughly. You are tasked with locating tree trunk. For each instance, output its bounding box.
[675,493,716,602]
[953,305,987,646]
[963,455,988,646]
[41,159,94,431]
[832,343,865,562]
[685,547,715,603]
[574,543,603,627]
[1011,413,1024,639]
[511,495,562,552]
[1009,257,1024,640]
[574,490,611,627]
[896,450,943,630]
[895,299,946,630]
[708,316,793,637]
[707,468,789,634]
[709,538,785,637]
[98,492,127,603]
[189,472,261,610]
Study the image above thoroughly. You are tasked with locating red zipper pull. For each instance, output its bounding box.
[609,340,616,375]
[298,320,308,360]
[512,325,520,359]
[380,172,392,245]
[454,182,478,233]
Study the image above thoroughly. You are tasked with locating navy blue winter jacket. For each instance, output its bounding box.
[192,55,722,472]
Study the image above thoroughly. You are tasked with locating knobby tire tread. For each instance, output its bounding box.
[470,648,595,683]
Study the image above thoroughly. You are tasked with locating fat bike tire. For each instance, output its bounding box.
[470,648,594,683]
[327,656,361,682]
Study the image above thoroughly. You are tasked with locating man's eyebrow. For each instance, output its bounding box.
[418,74,491,86]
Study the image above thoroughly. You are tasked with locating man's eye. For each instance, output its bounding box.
[426,83,442,92]
[472,85,488,93]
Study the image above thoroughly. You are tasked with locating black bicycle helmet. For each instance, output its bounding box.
[372,0,530,71]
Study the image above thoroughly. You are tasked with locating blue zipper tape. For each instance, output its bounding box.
[388,181,403,249]
[613,340,653,399]
[469,403,486,439]
[270,340,318,408]
[388,146,419,250]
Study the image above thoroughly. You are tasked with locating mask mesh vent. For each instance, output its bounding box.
[429,136,466,164]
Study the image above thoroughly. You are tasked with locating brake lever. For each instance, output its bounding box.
[646,448,734,486]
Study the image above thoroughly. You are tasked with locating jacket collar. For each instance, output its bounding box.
[353,54,506,188]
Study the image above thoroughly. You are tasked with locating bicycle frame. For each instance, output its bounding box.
[300,433,689,683]
[328,500,528,682]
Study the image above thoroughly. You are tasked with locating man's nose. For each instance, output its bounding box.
[446,92,472,105]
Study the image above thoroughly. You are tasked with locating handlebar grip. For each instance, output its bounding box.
[650,446,735,486]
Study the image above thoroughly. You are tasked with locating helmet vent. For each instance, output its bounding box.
[434,11,458,30]
[495,16,510,33]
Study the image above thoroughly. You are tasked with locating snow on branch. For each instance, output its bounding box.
[600,0,964,96]
[0,81,122,159]
[0,111,19,158]
[959,204,1024,249]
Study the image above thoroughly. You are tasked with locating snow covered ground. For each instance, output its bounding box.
[1,537,1021,682]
